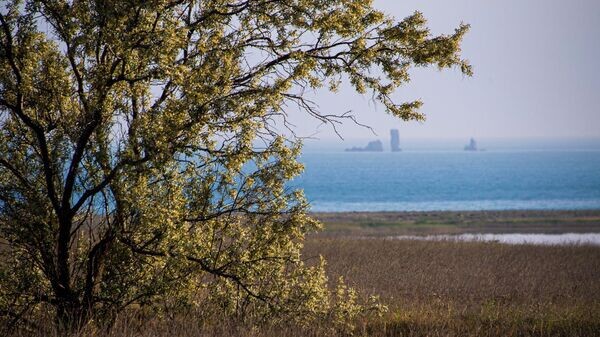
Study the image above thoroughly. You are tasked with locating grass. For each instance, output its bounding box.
[306,239,600,304]
[304,238,600,336]
[312,210,600,235]
[8,211,600,336]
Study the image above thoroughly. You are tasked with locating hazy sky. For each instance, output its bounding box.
[289,0,600,142]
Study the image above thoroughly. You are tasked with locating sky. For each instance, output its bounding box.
[288,0,600,145]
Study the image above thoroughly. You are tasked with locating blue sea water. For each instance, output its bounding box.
[292,150,600,212]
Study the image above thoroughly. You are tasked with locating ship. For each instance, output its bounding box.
[345,140,384,152]
[464,138,478,151]
[390,129,401,152]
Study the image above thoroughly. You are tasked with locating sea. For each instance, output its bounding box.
[292,139,600,212]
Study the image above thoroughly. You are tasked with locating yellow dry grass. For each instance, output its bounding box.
[8,211,600,336]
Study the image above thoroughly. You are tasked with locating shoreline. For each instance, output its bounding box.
[309,209,600,236]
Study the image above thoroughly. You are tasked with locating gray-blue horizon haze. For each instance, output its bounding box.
[286,0,600,148]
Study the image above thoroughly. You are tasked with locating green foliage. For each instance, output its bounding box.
[0,0,470,333]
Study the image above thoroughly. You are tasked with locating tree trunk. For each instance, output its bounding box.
[54,213,92,333]
[56,292,92,334]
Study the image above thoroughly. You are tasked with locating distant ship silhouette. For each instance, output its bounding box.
[345,140,384,152]
[464,138,478,151]
[390,129,401,152]
[345,129,402,152]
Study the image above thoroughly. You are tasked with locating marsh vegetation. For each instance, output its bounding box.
[9,211,600,336]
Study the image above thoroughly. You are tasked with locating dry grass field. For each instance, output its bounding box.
[304,237,600,337]
[8,211,600,336]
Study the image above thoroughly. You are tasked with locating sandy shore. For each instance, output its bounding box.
[310,209,600,236]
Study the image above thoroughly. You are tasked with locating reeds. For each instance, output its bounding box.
[8,237,600,336]
[304,238,600,337]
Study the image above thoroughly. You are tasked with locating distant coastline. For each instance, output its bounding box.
[310,209,600,235]
[309,199,600,212]
[302,138,600,153]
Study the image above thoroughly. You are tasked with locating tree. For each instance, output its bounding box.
[0,0,471,332]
